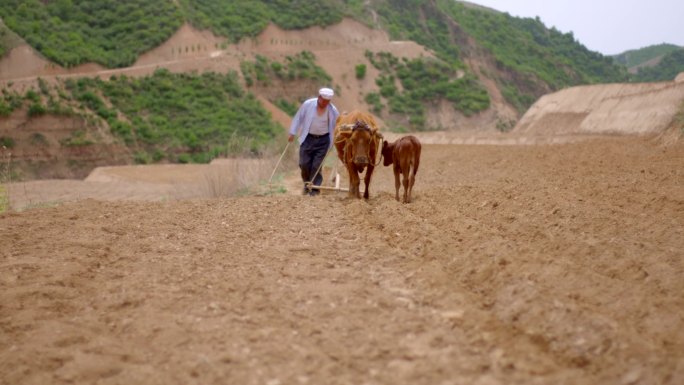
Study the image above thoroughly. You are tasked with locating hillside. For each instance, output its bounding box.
[0,19,496,177]
[514,75,684,137]
[0,0,680,182]
[0,0,629,119]
[612,43,681,71]
[630,49,684,82]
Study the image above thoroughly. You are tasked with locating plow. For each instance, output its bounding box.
[267,118,382,196]
[265,142,353,195]
[304,164,349,193]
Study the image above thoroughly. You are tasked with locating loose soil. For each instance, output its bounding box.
[2,135,683,385]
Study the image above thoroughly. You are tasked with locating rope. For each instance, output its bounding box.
[372,134,384,166]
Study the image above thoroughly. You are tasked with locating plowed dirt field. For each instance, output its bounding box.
[2,136,683,385]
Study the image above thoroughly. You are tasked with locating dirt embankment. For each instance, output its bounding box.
[1,136,683,385]
[514,78,684,137]
[0,109,132,179]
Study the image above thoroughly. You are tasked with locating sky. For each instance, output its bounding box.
[469,0,684,55]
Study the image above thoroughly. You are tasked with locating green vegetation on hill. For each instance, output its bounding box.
[1,70,282,164]
[368,0,463,65]
[0,0,349,66]
[87,69,282,163]
[3,0,678,177]
[0,0,652,123]
[1,82,74,118]
[613,43,681,68]
[0,89,21,117]
[630,49,684,82]
[364,51,489,130]
[239,51,332,87]
[437,0,627,112]
[0,0,183,67]
[179,0,344,42]
[1,0,633,111]
[0,20,12,57]
[239,51,333,117]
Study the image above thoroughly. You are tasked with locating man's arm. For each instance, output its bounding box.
[289,100,310,142]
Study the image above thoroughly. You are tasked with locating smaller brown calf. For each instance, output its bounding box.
[381,135,421,203]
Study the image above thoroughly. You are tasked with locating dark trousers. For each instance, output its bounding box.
[299,135,330,191]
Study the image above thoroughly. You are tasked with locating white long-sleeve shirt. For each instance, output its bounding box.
[289,98,340,146]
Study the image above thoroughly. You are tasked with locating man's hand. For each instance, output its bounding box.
[288,134,295,143]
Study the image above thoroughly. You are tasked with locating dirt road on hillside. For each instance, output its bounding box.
[1,137,683,385]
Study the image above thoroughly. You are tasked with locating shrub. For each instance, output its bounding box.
[364,93,383,114]
[134,151,152,164]
[60,130,93,147]
[355,64,366,79]
[27,102,46,116]
[177,153,191,163]
[24,89,40,103]
[30,133,49,146]
[0,101,11,116]
[273,98,298,116]
[0,136,15,148]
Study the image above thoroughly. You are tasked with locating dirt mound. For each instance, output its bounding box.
[0,108,132,180]
[1,137,683,384]
[514,78,684,136]
[5,157,290,209]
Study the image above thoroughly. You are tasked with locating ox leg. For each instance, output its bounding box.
[402,170,410,203]
[348,165,360,198]
[393,165,401,202]
[363,165,374,199]
[407,167,416,203]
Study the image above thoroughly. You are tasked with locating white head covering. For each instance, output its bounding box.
[319,87,334,100]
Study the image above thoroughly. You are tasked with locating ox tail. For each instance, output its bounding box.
[412,146,421,176]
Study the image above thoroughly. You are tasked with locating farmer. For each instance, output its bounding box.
[288,87,340,196]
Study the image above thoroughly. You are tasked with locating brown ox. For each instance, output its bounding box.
[381,135,421,203]
[333,111,383,199]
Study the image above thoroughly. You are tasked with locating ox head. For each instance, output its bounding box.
[381,140,394,166]
[349,120,373,166]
